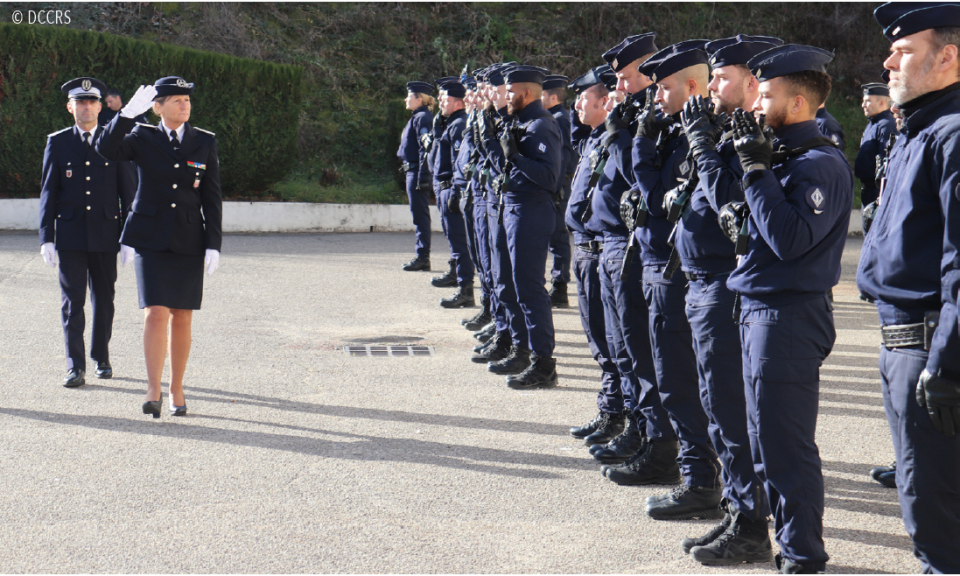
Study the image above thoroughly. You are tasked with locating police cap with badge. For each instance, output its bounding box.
[61,77,108,101]
[705,34,784,69]
[439,80,467,99]
[407,81,434,95]
[504,65,549,85]
[153,76,195,97]
[746,44,835,83]
[863,82,891,97]
[568,65,615,94]
[639,39,710,83]
[602,33,658,72]
[875,1,960,41]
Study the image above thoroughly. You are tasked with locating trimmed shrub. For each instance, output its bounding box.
[0,23,302,197]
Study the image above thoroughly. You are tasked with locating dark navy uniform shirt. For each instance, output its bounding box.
[816,107,846,150]
[727,120,853,303]
[40,125,136,252]
[548,103,577,179]
[676,131,745,275]
[585,127,635,241]
[632,116,690,266]
[857,84,960,377]
[854,109,898,206]
[452,111,475,192]
[500,100,562,203]
[97,115,222,256]
[433,109,467,186]
[565,125,605,244]
[397,105,433,184]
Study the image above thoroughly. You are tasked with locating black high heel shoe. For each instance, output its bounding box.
[142,395,162,419]
[170,400,187,417]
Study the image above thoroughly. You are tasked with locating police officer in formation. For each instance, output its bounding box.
[855,81,899,228]
[398,82,435,272]
[541,74,576,308]
[858,3,960,573]
[40,77,136,388]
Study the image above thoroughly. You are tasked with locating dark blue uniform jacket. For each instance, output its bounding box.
[857,85,960,378]
[97,115,222,256]
[398,105,433,185]
[40,125,136,252]
[549,103,577,180]
[816,107,846,150]
[565,125,605,243]
[855,109,898,206]
[433,109,467,186]
[453,112,475,192]
[727,120,853,302]
[586,128,635,241]
[500,100,562,203]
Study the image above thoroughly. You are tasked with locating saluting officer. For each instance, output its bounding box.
[857,3,960,573]
[725,44,853,573]
[399,81,436,272]
[673,35,780,564]
[39,77,136,388]
[541,74,575,308]
[97,77,222,418]
[855,82,899,221]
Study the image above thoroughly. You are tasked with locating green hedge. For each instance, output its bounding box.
[0,23,302,198]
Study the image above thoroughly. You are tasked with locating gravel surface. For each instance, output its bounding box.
[0,231,915,573]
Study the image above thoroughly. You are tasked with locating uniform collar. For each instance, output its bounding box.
[867,109,894,124]
[900,81,960,134]
[548,104,565,114]
[73,124,99,140]
[772,119,821,149]
[589,125,605,139]
[445,109,467,122]
[414,105,429,115]
[516,99,547,123]
[160,121,186,141]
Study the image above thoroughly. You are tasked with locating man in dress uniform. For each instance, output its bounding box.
[566,66,629,445]
[399,81,434,272]
[726,44,853,573]
[627,40,725,521]
[541,74,575,308]
[855,82,899,225]
[673,35,780,564]
[39,77,135,387]
[432,80,474,308]
[481,65,562,388]
[857,3,960,573]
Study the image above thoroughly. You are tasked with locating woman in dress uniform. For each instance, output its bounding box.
[398,82,435,271]
[96,77,222,418]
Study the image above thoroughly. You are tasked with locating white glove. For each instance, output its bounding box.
[40,242,57,267]
[121,85,158,119]
[120,244,135,267]
[204,249,220,276]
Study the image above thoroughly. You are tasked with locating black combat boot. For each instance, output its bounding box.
[471,331,510,363]
[462,295,491,329]
[870,461,897,488]
[506,356,558,389]
[441,283,475,308]
[583,412,626,445]
[488,346,532,375]
[681,503,733,554]
[690,510,773,565]
[592,414,646,464]
[402,256,431,271]
[646,483,724,521]
[473,321,496,342]
[571,411,622,440]
[549,281,569,308]
[775,553,821,574]
[602,439,683,485]
[431,259,457,287]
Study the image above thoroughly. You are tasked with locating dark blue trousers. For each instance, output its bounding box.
[405,171,431,259]
[503,198,556,358]
[686,274,767,517]
[438,187,474,286]
[880,345,960,574]
[460,190,488,299]
[643,265,718,488]
[740,294,835,572]
[473,198,496,313]
[599,240,673,440]
[549,194,572,285]
[488,204,527,345]
[574,246,623,414]
[58,250,117,371]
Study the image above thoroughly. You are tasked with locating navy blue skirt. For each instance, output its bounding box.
[134,248,204,310]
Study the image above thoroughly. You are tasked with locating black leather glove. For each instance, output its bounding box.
[732,109,774,173]
[718,201,748,244]
[635,92,671,141]
[620,189,640,225]
[500,130,519,159]
[605,101,629,136]
[682,95,726,159]
[432,113,447,135]
[916,369,960,437]
[447,188,461,215]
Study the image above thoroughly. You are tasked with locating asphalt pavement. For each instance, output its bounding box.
[0,231,916,573]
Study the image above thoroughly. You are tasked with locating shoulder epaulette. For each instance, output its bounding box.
[135,123,158,130]
[194,127,216,137]
[48,127,72,138]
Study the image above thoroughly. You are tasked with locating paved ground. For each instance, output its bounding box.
[0,231,916,573]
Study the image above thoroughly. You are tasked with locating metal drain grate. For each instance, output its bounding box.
[344,345,435,357]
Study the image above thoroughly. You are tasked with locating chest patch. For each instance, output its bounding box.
[538,142,546,153]
[807,187,825,215]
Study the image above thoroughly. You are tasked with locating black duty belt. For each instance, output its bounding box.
[437,181,453,191]
[881,323,925,349]
[685,272,715,281]
[576,241,604,254]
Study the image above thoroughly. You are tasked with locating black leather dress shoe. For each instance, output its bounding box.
[170,401,187,416]
[870,462,897,488]
[402,257,431,271]
[94,361,112,379]
[63,368,86,388]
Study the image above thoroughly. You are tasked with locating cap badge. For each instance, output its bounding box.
[81,79,91,91]
[612,58,619,70]
[176,78,189,88]
[892,26,901,36]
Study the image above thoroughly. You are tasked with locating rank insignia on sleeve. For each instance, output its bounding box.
[808,187,825,215]
[187,161,207,170]
[538,142,546,153]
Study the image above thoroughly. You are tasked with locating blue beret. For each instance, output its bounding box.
[543,74,570,90]
[603,33,659,72]
[440,81,466,99]
[863,82,891,96]
[639,40,710,83]
[706,35,785,68]
[61,77,107,100]
[154,76,194,97]
[406,81,434,95]
[504,65,549,85]
[747,44,835,82]
[875,2,960,41]
[568,65,613,93]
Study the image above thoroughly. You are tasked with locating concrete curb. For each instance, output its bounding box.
[1,198,859,235]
